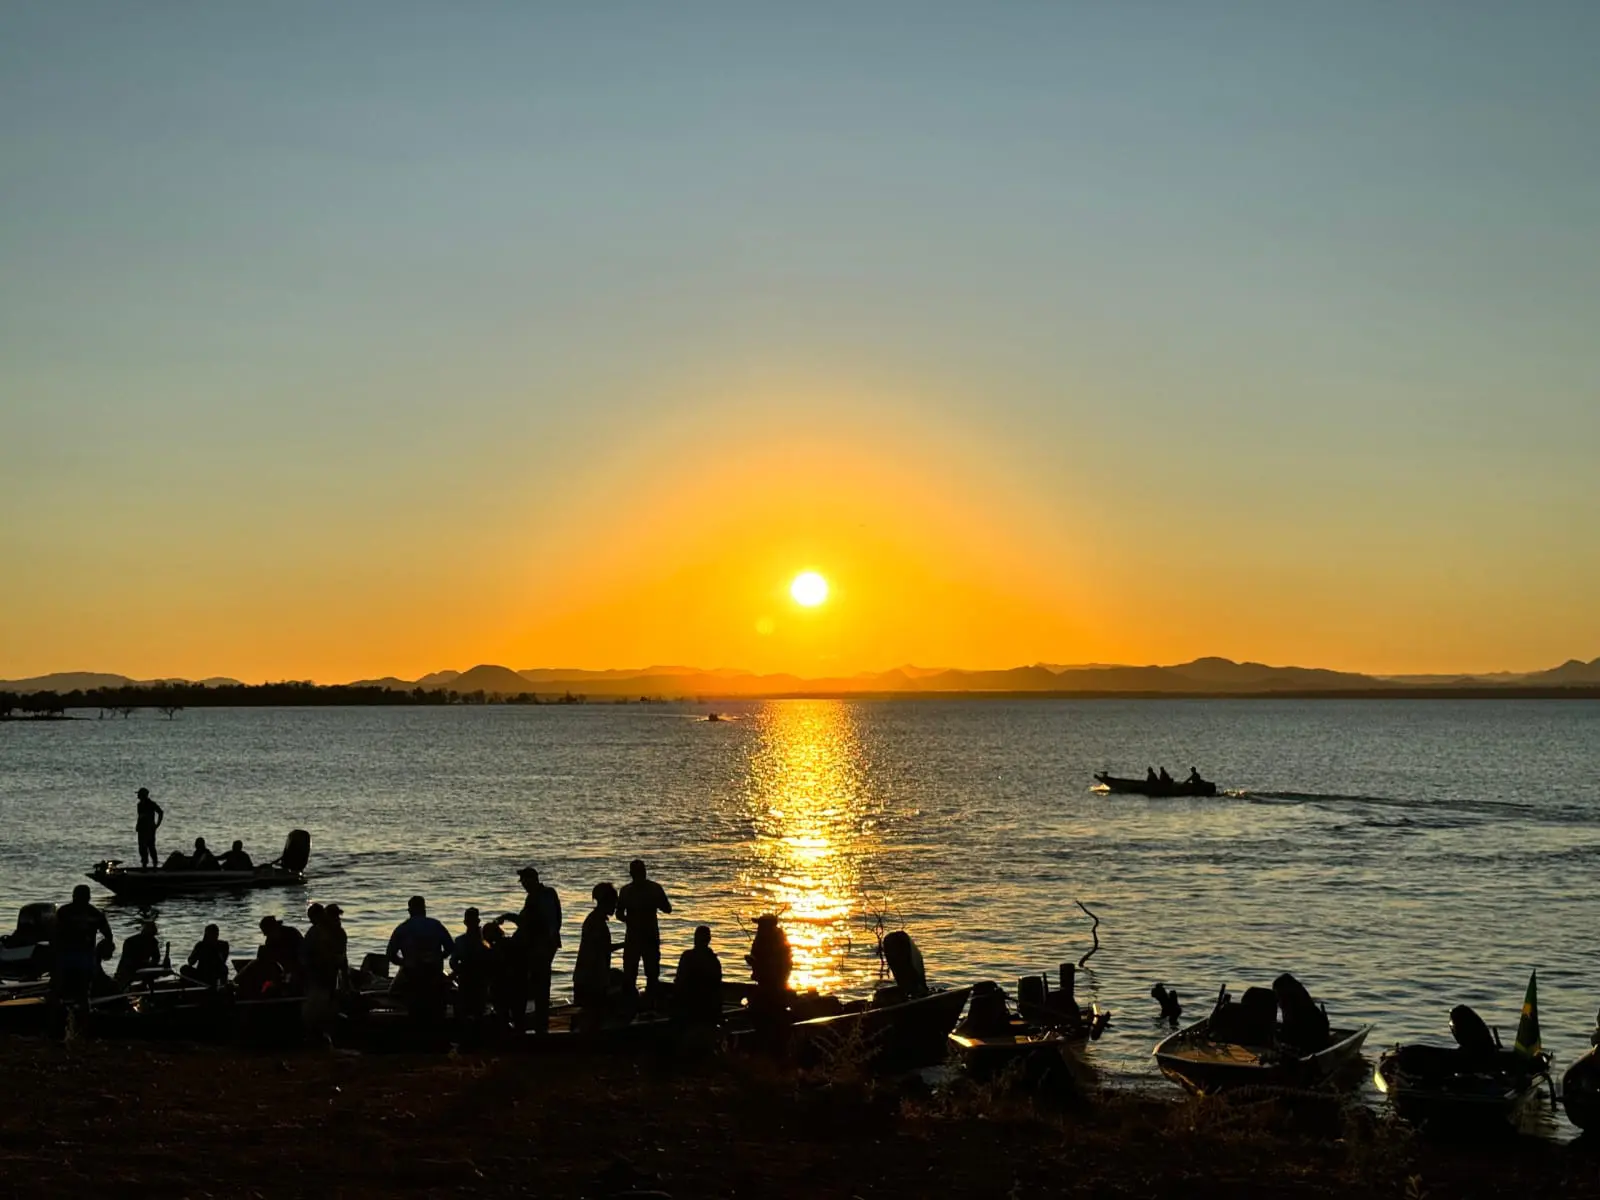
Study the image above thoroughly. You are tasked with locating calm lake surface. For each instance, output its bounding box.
[3,699,1598,1087]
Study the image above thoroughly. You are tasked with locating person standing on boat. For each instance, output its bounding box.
[53,884,115,1007]
[502,867,562,1035]
[616,858,672,1004]
[135,787,164,868]
[573,882,621,1031]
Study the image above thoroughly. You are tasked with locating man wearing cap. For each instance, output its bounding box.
[135,787,164,867]
[501,868,562,1035]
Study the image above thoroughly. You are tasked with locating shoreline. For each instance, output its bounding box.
[5,1037,1600,1197]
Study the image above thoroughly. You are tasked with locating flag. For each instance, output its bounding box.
[1514,970,1542,1059]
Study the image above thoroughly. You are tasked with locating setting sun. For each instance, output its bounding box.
[790,571,829,608]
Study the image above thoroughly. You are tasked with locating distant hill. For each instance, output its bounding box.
[1524,657,1600,684]
[447,664,541,694]
[0,671,240,694]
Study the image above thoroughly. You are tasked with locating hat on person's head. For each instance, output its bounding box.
[323,903,344,917]
[517,866,539,880]
[136,787,150,799]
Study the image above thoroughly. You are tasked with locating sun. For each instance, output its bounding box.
[790,571,829,607]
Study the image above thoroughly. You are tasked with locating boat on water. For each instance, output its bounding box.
[1154,975,1370,1093]
[1375,977,1552,1134]
[88,830,311,899]
[789,931,973,1071]
[1094,772,1217,798]
[948,969,1111,1079]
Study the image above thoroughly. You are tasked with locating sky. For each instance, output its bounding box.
[2,3,1596,681]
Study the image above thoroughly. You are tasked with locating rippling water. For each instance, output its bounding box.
[3,699,1598,1086]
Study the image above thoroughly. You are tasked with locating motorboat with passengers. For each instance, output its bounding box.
[88,830,311,900]
[1094,771,1217,798]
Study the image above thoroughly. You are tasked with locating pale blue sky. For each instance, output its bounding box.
[3,3,1596,677]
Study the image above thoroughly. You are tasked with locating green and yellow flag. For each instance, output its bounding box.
[1514,970,1542,1059]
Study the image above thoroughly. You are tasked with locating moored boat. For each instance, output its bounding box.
[88,830,311,899]
[0,903,56,979]
[948,973,1109,1080]
[1093,772,1217,798]
[1153,975,1369,1093]
[1375,978,1552,1134]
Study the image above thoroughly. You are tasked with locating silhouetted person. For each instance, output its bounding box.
[219,839,253,871]
[53,885,114,1007]
[617,858,672,1002]
[747,914,793,1005]
[185,924,230,987]
[450,907,489,1024]
[235,943,284,998]
[190,838,219,870]
[387,896,453,1032]
[303,903,348,1039]
[573,882,620,1030]
[258,915,303,986]
[502,867,562,1035]
[673,925,722,1027]
[135,787,164,868]
[115,920,161,988]
[481,921,519,1027]
[1187,767,1204,784]
[1146,767,1159,785]
[1158,767,1173,786]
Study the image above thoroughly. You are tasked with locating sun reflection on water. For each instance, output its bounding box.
[741,700,881,994]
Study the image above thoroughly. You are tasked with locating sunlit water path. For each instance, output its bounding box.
[4,699,1598,1091]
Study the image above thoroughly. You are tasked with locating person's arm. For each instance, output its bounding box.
[386,925,404,966]
[437,923,455,961]
[154,803,164,828]
[96,912,116,953]
[658,885,671,915]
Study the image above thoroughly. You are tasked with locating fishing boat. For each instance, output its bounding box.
[948,973,1110,1079]
[1562,1013,1600,1132]
[1153,975,1370,1093]
[88,830,311,899]
[789,930,973,1070]
[1375,977,1552,1134]
[1093,772,1217,798]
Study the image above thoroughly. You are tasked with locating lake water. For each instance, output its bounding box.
[3,698,1598,1090]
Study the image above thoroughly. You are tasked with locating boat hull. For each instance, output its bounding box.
[1094,773,1217,798]
[1563,1048,1600,1131]
[792,986,974,1071]
[88,864,306,899]
[1154,1015,1371,1093]
[1376,1046,1551,1134]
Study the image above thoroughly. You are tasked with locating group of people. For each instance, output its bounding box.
[54,851,800,1043]
[1146,766,1207,787]
[133,787,255,872]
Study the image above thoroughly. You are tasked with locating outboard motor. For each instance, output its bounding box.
[881,930,928,999]
[955,980,1011,1037]
[1450,1004,1498,1055]
[279,830,311,875]
[8,903,57,948]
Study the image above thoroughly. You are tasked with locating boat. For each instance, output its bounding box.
[1094,772,1217,798]
[1153,975,1370,1093]
[0,903,56,979]
[1375,990,1552,1134]
[789,931,974,1071]
[1562,1013,1600,1132]
[88,830,311,899]
[948,970,1110,1080]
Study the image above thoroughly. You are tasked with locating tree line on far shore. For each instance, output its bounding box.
[0,681,651,719]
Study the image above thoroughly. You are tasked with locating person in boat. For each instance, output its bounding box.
[114,920,162,988]
[573,882,621,1031]
[218,840,253,871]
[53,884,115,1006]
[235,943,285,998]
[387,895,454,1028]
[501,867,562,1035]
[135,787,164,868]
[302,902,348,1038]
[185,924,231,987]
[1158,767,1173,786]
[672,924,723,1028]
[257,915,304,987]
[1146,767,1159,785]
[189,838,220,870]
[450,907,489,1026]
[480,920,519,1027]
[616,858,672,1005]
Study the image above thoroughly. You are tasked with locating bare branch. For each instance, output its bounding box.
[1076,899,1102,968]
